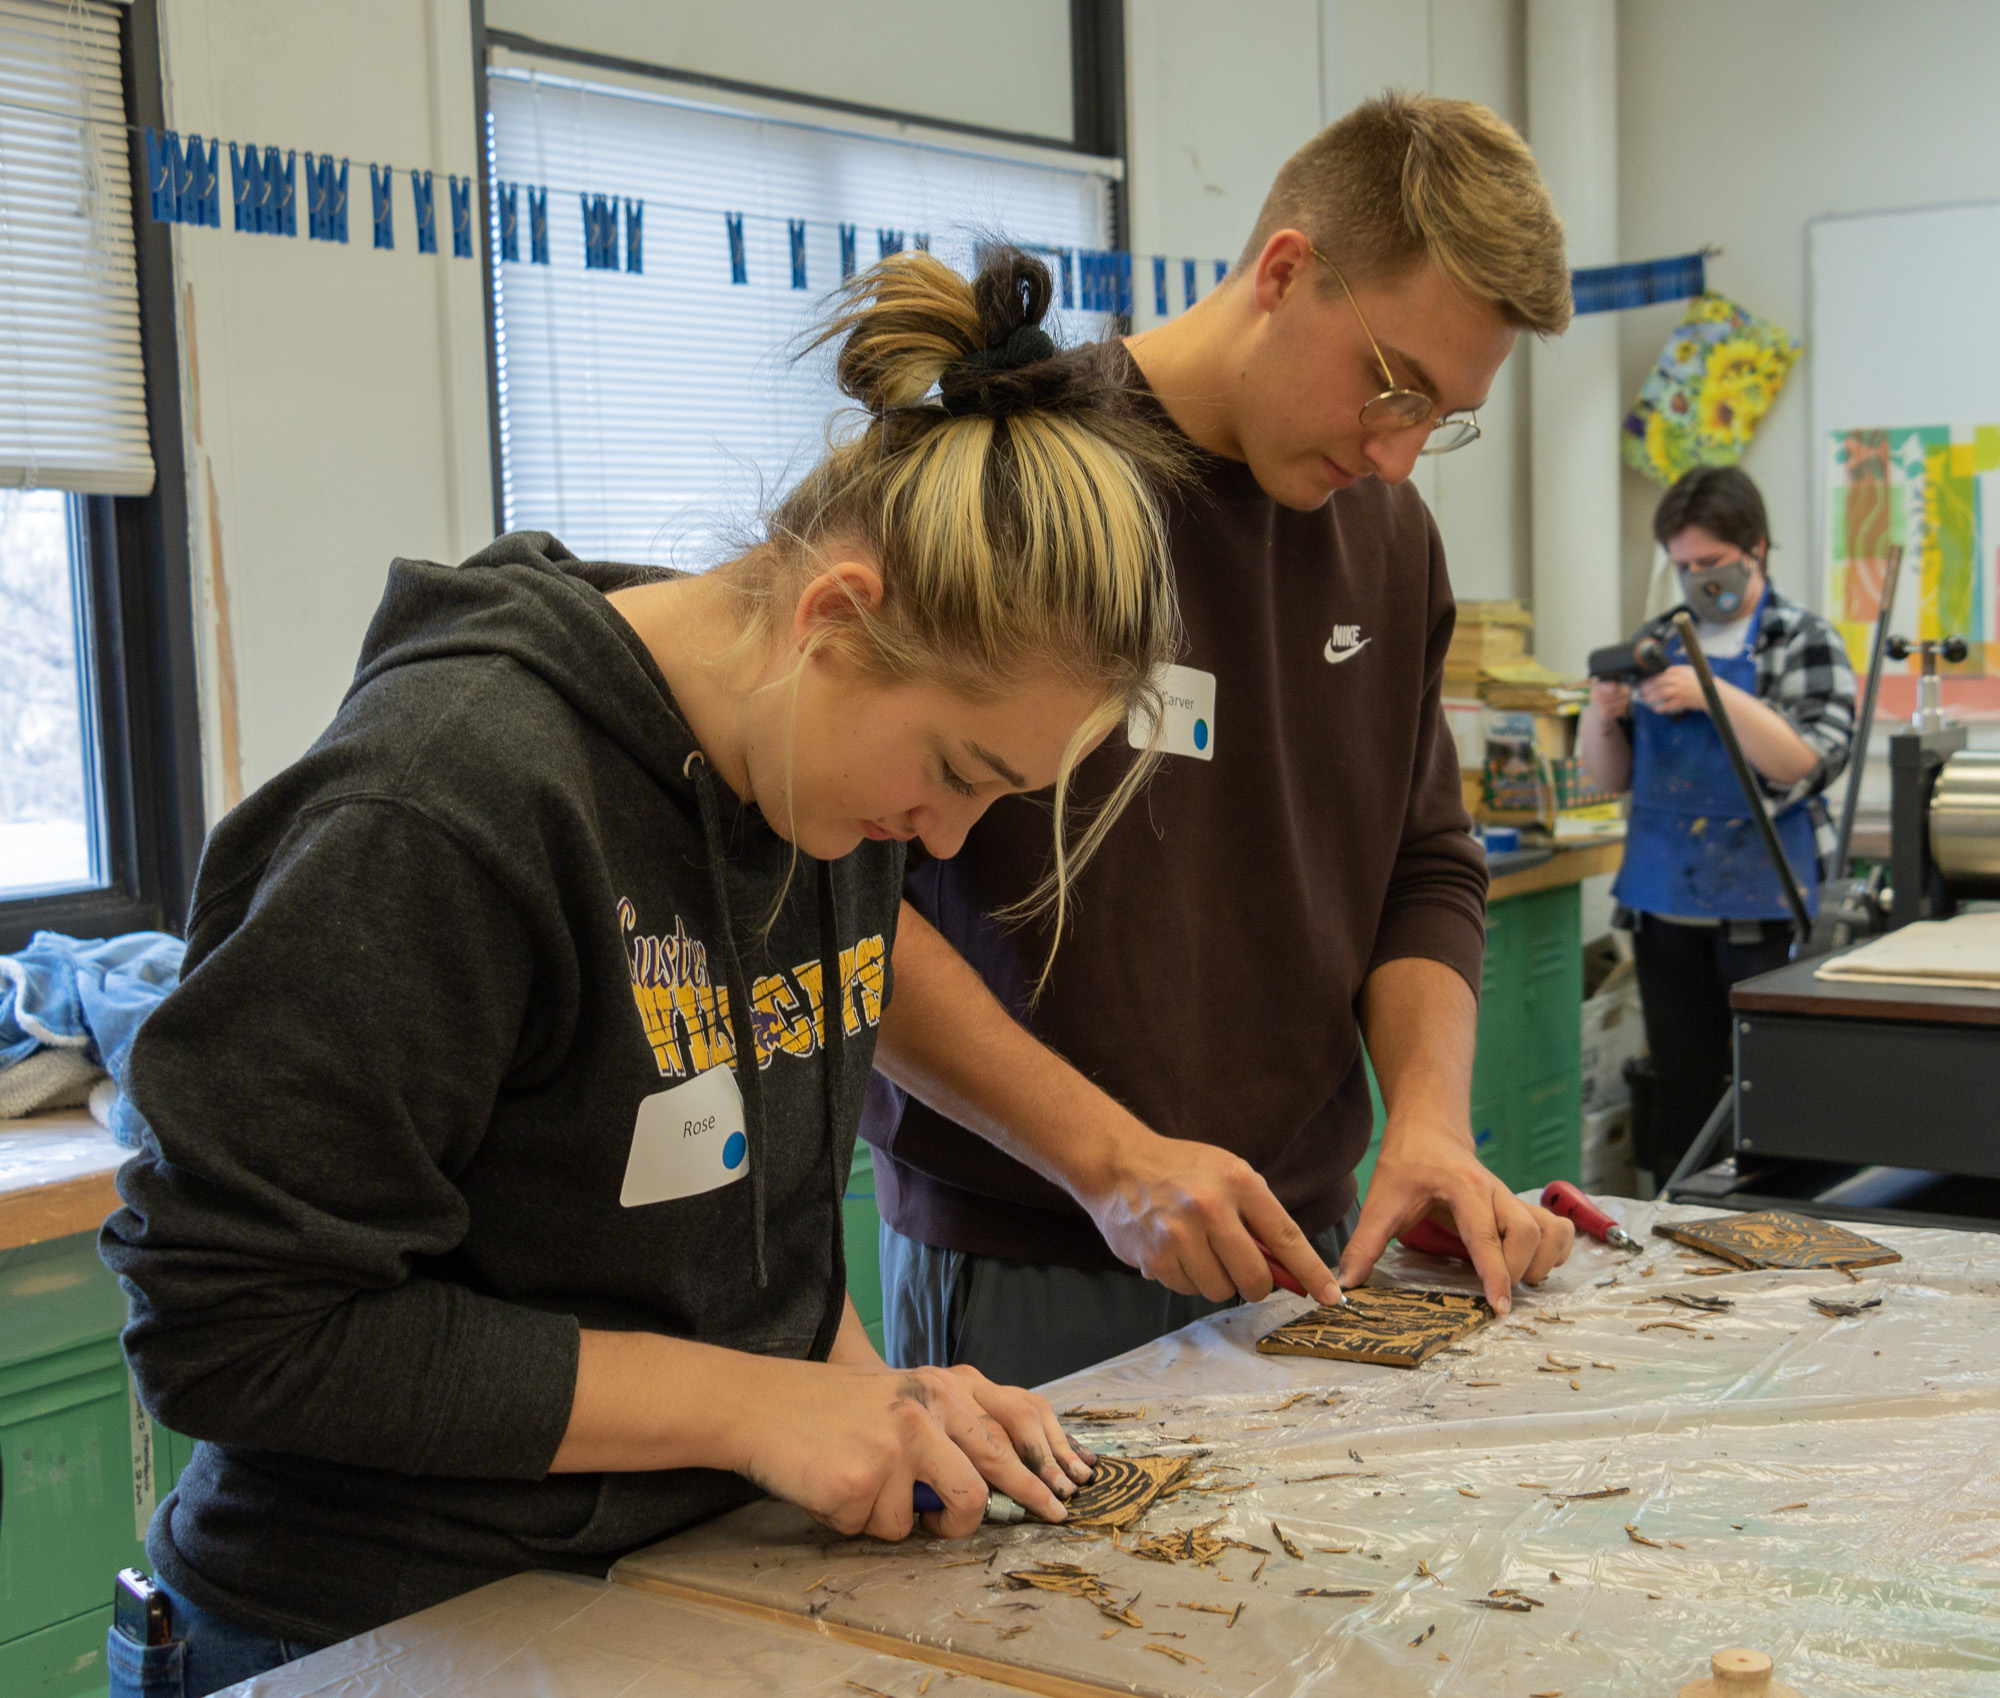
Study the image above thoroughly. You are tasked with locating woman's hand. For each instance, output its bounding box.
[1637,665,1707,716]
[730,1357,1091,1542]
[1588,677,1632,719]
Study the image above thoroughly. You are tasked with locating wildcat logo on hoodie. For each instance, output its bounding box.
[617,899,886,1081]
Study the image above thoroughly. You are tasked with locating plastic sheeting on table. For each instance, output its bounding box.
[217,1569,1030,1696]
[615,1201,2000,1697]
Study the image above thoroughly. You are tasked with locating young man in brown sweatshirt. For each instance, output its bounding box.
[862,94,1580,1387]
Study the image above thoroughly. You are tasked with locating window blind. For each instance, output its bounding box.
[488,65,1116,563]
[0,0,153,497]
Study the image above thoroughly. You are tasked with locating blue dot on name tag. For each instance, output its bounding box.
[722,1131,747,1170]
[1193,718,1209,751]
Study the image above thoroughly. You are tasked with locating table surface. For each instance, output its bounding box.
[0,1108,124,1252]
[1731,951,2000,1026]
[1488,838,1621,902]
[236,1199,1993,1698]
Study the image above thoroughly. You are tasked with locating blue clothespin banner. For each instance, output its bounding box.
[229,142,256,232]
[370,164,394,250]
[1057,248,1074,310]
[412,171,437,254]
[914,232,931,252]
[1152,255,1167,317]
[528,187,549,264]
[1569,251,1706,315]
[624,200,643,274]
[328,158,348,243]
[1079,250,1107,312]
[877,228,903,259]
[450,176,473,258]
[788,219,807,290]
[498,183,519,262]
[144,128,176,223]
[172,131,199,223]
[585,194,617,269]
[726,212,747,284]
[838,223,857,281]
[303,152,324,240]
[1183,258,1196,310]
[271,150,296,238]
[190,136,221,226]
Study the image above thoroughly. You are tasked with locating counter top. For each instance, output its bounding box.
[1488,835,1622,901]
[0,1107,125,1252]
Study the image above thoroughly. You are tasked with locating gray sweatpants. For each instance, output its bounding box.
[879,1208,1359,1390]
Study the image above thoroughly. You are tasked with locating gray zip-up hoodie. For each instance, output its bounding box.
[100,532,902,1645]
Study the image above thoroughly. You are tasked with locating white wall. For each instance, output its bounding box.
[158,0,492,813]
[1616,0,2000,630]
[485,0,1075,144]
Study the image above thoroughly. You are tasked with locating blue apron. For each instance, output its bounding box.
[1611,594,1819,920]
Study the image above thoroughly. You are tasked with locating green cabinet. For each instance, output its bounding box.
[0,1232,194,1698]
[843,1143,886,1354]
[1356,881,1584,1196]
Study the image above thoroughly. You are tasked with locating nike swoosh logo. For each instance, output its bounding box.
[1322,636,1371,666]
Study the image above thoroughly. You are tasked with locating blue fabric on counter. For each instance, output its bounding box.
[0,930,185,1145]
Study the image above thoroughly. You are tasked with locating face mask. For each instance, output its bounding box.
[1679,557,1754,621]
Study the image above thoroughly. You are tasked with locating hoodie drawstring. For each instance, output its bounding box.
[689,753,772,1289]
[689,753,849,1302]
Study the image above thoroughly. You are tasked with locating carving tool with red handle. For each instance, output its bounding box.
[1255,1240,1345,1303]
[1540,1180,1642,1252]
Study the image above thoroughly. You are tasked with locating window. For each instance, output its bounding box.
[0,0,203,951]
[485,56,1120,562]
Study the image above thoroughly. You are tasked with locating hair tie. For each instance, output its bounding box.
[937,325,1058,416]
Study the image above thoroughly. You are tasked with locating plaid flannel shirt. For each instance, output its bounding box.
[1638,587,1857,880]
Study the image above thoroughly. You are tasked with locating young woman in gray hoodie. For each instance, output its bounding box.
[101,249,1185,1693]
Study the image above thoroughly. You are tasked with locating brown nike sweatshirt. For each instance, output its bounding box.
[860,400,1488,1269]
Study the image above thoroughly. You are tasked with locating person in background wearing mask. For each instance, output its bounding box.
[1579,465,1855,1176]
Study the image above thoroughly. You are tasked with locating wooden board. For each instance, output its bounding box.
[1488,838,1622,902]
[1652,1210,1902,1270]
[0,1109,124,1251]
[1254,1286,1494,1368]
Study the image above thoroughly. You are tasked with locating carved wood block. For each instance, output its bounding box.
[1652,1210,1900,1270]
[1255,1285,1495,1368]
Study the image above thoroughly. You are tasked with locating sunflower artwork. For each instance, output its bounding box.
[1622,293,1802,486]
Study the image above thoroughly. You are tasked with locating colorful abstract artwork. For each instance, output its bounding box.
[1623,294,1803,487]
[1825,424,1997,674]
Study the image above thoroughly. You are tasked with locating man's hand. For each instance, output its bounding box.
[1636,664,1708,716]
[1587,677,1632,720]
[1338,1115,1573,1314]
[1085,1129,1343,1306]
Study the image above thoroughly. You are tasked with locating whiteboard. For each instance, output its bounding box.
[1808,198,2000,636]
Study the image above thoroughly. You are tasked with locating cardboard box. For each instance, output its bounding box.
[1580,963,1646,1113]
[1581,1104,1636,1197]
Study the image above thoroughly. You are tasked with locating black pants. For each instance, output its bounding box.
[1630,915,1793,1179]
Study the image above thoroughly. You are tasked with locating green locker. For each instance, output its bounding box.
[0,1232,192,1698]
[842,1142,886,1353]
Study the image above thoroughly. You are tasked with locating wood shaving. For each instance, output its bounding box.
[1251,1555,1267,1583]
[1141,1643,1205,1667]
[1639,1319,1699,1332]
[1570,1378,1581,1390]
[1266,1391,1316,1412]
[1549,1572,1562,1583]
[1517,1481,1550,1489]
[1469,1596,1534,1611]
[1003,1564,1142,1628]
[805,1574,831,1593]
[1297,1587,1375,1598]
[994,1624,1031,1640]
[1282,1471,1373,1484]
[1177,1602,1234,1617]
[1271,1521,1306,1560]
[1773,1501,1809,1513]
[844,1684,897,1698]
[1457,1486,1481,1498]
[1531,1689,1564,1696]
[1546,1354,1582,1369]
[1313,1543,1356,1554]
[1624,1523,1664,1548]
[1438,1651,1451,1661]
[1409,1623,1436,1648]
[1101,1627,1121,1640]
[1146,1629,1185,1639]
[1063,1405,1145,1421]
[1467,1380,1502,1387]
[1321,1391,1343,1404]
[1811,1295,1882,1318]
[1230,1602,1244,1628]
[919,1676,932,1697]
[1557,1486,1630,1501]
[1489,1588,1545,1607]
[1592,1361,1617,1370]
[1416,1559,1436,1580]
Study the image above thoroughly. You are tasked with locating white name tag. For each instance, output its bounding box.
[620,1063,750,1207]
[1127,663,1216,761]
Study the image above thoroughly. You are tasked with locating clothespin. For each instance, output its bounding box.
[788,219,806,290]
[328,159,349,244]
[1152,255,1167,318]
[190,137,221,227]
[624,200,643,274]
[1113,251,1132,315]
[877,228,903,259]
[230,142,256,233]
[1213,258,1227,288]
[172,131,198,224]
[498,183,519,262]
[579,195,597,268]
[726,212,747,285]
[304,152,326,241]
[370,164,394,250]
[253,145,275,235]
[913,232,930,252]
[528,187,549,264]
[273,150,296,238]
[838,223,856,281]
[1056,248,1074,311]
[450,175,473,258]
[412,170,437,254]
[593,194,615,268]
[144,128,177,223]
[1182,257,1196,311]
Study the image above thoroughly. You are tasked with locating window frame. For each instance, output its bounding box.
[468,0,1129,539]
[0,0,204,954]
